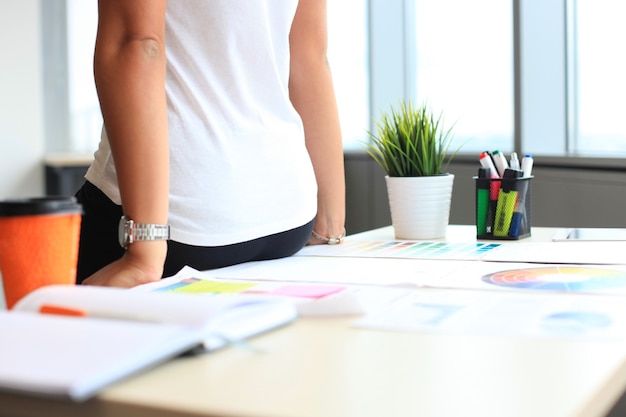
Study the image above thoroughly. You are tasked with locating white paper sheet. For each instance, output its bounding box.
[482,241,626,264]
[355,288,626,340]
[208,255,462,287]
[143,266,410,317]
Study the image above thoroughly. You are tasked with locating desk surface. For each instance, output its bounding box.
[356,223,559,242]
[2,226,626,417]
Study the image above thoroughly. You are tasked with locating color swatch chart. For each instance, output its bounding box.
[154,277,347,299]
[299,240,502,261]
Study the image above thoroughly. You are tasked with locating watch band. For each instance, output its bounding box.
[119,216,170,249]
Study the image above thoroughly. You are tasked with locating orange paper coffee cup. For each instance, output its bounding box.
[0,197,82,309]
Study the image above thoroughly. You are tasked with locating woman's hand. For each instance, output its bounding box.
[82,241,166,287]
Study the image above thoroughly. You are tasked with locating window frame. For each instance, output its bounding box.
[367,0,626,169]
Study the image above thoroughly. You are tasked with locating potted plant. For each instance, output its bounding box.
[364,100,461,239]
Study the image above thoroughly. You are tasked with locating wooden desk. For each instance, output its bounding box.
[2,226,626,417]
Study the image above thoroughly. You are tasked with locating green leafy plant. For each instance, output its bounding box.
[364,101,460,177]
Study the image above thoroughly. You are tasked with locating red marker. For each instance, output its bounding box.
[479,152,500,200]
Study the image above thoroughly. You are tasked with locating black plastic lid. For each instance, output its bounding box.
[0,197,83,217]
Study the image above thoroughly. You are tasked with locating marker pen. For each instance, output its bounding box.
[509,175,530,237]
[479,152,497,175]
[40,304,87,317]
[521,154,534,178]
[476,168,491,236]
[509,201,525,238]
[480,153,500,197]
[493,168,522,237]
[479,152,500,233]
[509,152,520,170]
[492,150,509,177]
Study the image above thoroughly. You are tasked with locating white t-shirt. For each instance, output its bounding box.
[86,0,318,246]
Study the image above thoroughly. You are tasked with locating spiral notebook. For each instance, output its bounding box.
[0,284,297,401]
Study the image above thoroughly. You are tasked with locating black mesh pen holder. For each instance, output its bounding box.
[474,176,532,240]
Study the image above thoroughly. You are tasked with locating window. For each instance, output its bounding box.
[42,0,100,155]
[327,1,369,151]
[412,0,514,154]
[47,0,626,161]
[571,0,626,156]
[370,0,626,161]
[367,0,515,156]
[66,0,100,154]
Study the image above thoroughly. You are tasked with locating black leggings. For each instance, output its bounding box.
[74,181,314,284]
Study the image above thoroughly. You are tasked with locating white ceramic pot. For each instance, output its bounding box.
[385,174,455,240]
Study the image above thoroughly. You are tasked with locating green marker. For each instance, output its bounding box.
[476,168,491,236]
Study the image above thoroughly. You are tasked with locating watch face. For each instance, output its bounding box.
[118,216,130,249]
[117,215,169,249]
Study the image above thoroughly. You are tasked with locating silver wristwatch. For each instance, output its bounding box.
[118,215,170,249]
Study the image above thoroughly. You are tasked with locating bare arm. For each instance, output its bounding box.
[289,0,346,244]
[83,0,169,286]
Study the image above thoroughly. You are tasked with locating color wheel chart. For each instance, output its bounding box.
[301,240,502,260]
[482,267,626,292]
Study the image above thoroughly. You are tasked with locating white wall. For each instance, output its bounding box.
[0,0,45,198]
